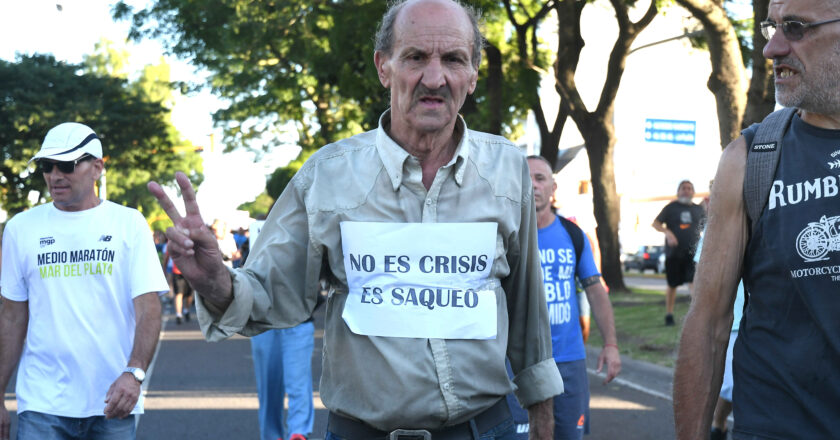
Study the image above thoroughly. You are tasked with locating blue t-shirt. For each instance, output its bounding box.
[539,216,600,363]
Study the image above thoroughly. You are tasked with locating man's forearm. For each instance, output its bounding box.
[128,293,162,369]
[585,282,617,345]
[651,220,668,234]
[673,307,729,439]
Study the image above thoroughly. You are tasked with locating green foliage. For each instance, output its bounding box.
[686,2,755,68]
[114,0,531,158]
[238,191,275,218]
[587,288,689,368]
[0,54,203,220]
[114,1,385,154]
[266,149,314,199]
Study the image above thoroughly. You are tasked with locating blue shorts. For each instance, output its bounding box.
[554,359,590,439]
[506,359,590,440]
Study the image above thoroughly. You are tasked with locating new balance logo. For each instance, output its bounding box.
[39,237,55,248]
[99,235,112,242]
[752,142,777,152]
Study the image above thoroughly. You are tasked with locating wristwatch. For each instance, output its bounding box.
[124,367,146,384]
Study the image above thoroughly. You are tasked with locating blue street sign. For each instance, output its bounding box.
[644,119,696,146]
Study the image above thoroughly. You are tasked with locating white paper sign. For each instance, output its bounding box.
[340,222,498,339]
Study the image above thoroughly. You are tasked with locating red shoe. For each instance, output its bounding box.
[289,434,307,440]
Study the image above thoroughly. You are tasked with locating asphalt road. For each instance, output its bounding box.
[4,277,682,439]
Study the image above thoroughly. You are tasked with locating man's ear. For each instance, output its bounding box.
[91,158,105,180]
[467,65,478,95]
[374,51,391,88]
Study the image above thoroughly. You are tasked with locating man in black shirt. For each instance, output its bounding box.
[652,180,705,326]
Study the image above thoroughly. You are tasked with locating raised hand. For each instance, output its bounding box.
[147,172,232,309]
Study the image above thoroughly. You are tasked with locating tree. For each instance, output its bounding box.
[677,0,774,147]
[501,0,657,292]
[676,0,746,148]
[114,1,530,153]
[503,0,569,170]
[115,1,387,156]
[743,0,775,127]
[238,192,275,218]
[0,54,202,225]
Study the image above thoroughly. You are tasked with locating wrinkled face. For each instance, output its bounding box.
[41,156,102,212]
[677,181,695,200]
[528,158,556,214]
[374,0,478,139]
[764,0,840,113]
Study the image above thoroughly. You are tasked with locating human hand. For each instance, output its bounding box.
[148,172,231,305]
[1,403,10,440]
[597,345,622,384]
[103,373,141,419]
[665,231,679,248]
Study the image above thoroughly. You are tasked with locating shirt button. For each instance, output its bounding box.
[426,199,432,205]
[443,383,450,390]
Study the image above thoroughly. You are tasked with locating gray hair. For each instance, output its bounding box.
[527,155,554,171]
[374,0,485,69]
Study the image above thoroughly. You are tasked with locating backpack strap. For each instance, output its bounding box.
[557,215,584,272]
[744,107,796,233]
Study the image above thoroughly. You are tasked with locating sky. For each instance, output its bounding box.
[0,0,300,226]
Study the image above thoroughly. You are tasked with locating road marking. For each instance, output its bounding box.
[590,395,654,410]
[588,368,673,401]
[142,391,326,410]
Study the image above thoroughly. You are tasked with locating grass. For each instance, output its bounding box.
[585,286,690,368]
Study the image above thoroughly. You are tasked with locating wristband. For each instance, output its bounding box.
[604,343,618,350]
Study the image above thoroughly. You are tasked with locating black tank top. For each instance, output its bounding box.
[735,113,840,439]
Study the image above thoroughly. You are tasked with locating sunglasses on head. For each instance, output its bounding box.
[760,17,840,41]
[38,154,95,174]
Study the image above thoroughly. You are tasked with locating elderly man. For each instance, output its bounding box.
[674,0,840,439]
[149,0,562,439]
[651,180,705,326]
[0,122,168,440]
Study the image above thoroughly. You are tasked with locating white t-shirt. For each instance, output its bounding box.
[1,201,169,417]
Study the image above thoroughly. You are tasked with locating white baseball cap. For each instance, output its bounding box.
[30,122,103,163]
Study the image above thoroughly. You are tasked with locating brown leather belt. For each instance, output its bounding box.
[326,398,511,440]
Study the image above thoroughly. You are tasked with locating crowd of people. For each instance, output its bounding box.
[2,0,839,439]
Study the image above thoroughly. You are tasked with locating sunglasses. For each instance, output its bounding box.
[760,18,840,41]
[38,154,95,174]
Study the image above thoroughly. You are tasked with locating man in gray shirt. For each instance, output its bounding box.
[149,0,562,438]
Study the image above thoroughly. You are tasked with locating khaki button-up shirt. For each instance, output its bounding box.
[196,111,563,430]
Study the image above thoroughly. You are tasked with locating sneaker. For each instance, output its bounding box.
[184,311,191,322]
[665,314,675,326]
[710,427,727,440]
[176,316,182,325]
[289,434,307,440]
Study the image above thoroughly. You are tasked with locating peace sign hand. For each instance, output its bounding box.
[147,172,233,310]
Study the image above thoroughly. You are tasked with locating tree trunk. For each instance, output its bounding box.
[675,0,747,148]
[484,42,504,135]
[551,0,657,292]
[743,0,775,127]
[580,118,627,291]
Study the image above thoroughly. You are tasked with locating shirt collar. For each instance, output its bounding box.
[375,109,471,191]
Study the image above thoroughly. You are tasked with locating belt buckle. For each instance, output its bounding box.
[389,429,432,440]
